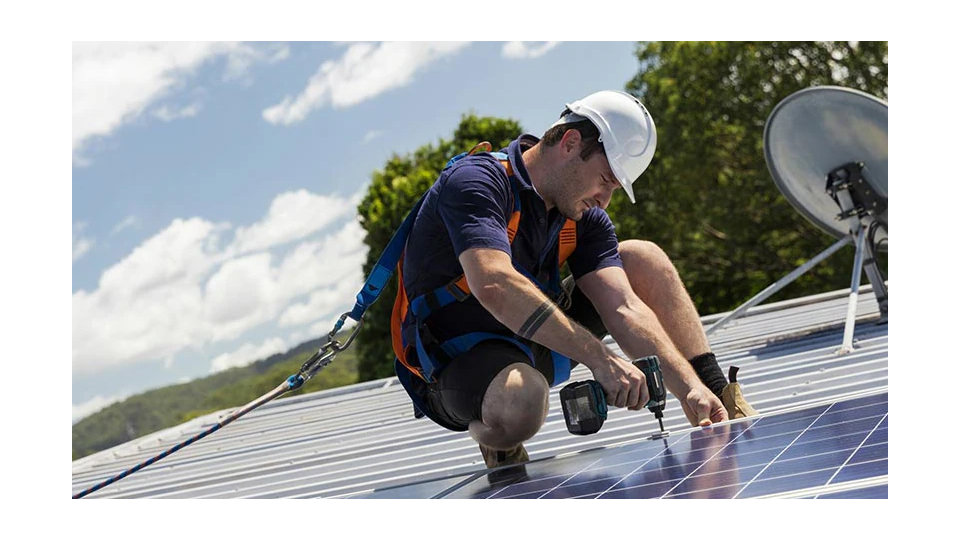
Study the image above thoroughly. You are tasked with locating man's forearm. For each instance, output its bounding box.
[602,300,703,397]
[473,269,616,370]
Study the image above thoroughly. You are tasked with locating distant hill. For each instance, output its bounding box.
[72,332,360,460]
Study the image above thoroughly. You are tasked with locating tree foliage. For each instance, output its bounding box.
[609,41,888,313]
[352,42,889,382]
[354,115,523,381]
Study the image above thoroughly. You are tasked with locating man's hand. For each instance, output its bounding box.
[680,386,729,427]
[589,355,649,410]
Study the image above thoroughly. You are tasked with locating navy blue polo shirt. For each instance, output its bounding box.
[402,134,623,342]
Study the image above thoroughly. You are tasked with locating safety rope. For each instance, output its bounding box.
[72,313,364,498]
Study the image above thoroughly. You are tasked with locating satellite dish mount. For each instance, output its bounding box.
[706,87,888,355]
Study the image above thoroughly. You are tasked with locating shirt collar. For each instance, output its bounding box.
[507,134,541,192]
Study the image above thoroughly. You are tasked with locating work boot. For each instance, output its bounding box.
[721,366,759,419]
[479,443,529,469]
[479,443,530,486]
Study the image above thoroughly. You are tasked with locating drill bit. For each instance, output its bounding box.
[649,409,669,440]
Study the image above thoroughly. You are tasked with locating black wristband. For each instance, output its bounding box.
[690,352,727,397]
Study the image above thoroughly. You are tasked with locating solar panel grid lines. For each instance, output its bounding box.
[338,390,886,499]
[512,457,606,499]
[755,476,889,499]
[72,287,887,499]
[422,393,888,499]
[733,397,887,499]
[667,413,816,499]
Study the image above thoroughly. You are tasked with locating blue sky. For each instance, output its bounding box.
[71,41,642,421]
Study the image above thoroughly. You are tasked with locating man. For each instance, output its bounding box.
[392,90,755,469]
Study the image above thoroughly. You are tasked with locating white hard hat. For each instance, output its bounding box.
[553,90,657,204]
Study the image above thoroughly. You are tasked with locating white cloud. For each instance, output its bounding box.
[110,215,139,235]
[502,41,560,59]
[210,337,288,373]
[223,43,290,82]
[73,221,94,262]
[263,41,469,125]
[72,189,368,376]
[73,42,287,160]
[229,189,354,254]
[73,237,94,262]
[73,393,128,423]
[152,103,201,122]
[278,273,364,328]
[362,129,384,144]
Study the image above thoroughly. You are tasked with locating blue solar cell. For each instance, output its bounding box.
[599,479,680,499]
[504,490,549,499]
[761,449,852,477]
[706,447,783,470]
[778,432,872,460]
[832,459,888,483]
[670,464,765,496]
[666,483,750,499]
[542,477,620,498]
[830,392,887,410]
[737,468,837,498]
[400,392,888,499]
[848,442,886,464]
[865,426,888,445]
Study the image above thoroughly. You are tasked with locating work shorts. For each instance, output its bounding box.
[404,276,608,432]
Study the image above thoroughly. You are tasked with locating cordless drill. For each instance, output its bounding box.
[559,355,668,438]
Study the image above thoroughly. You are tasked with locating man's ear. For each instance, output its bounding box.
[559,128,582,155]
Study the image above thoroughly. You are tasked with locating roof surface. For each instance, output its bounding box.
[72,285,887,498]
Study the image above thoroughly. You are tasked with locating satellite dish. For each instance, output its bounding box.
[707,86,888,354]
[764,86,887,247]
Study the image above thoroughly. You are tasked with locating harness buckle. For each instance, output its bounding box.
[444,281,471,302]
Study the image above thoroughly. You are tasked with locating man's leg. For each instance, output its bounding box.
[616,239,742,408]
[469,362,550,450]
[617,239,710,360]
[434,340,550,452]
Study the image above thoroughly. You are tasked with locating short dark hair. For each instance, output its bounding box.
[540,114,606,161]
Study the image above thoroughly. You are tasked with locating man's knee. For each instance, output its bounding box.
[619,239,679,281]
[479,362,549,445]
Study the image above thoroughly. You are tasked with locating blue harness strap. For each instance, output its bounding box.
[350,196,426,322]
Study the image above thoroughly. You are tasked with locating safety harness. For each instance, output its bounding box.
[390,142,578,396]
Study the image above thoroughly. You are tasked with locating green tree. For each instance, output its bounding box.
[611,41,888,314]
[354,114,523,381]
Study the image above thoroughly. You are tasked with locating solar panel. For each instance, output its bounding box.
[353,391,887,499]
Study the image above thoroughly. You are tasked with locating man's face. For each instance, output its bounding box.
[552,148,621,221]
